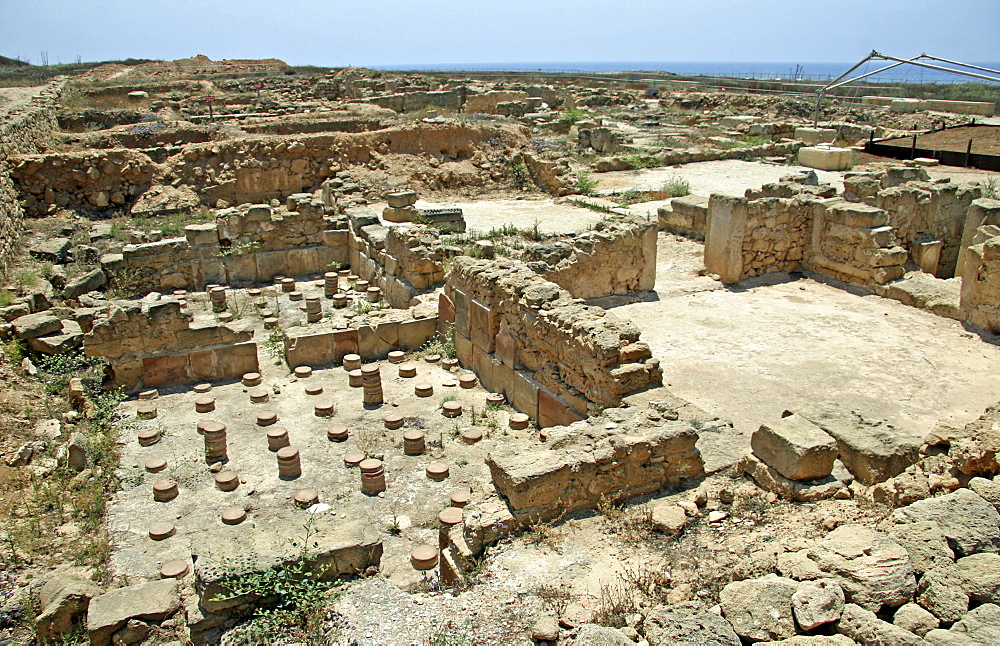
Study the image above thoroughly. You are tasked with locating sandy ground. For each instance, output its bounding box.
[616,235,1000,462]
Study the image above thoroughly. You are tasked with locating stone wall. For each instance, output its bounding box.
[806,202,908,287]
[442,258,662,426]
[0,78,65,275]
[100,197,349,292]
[464,90,530,114]
[960,232,1000,333]
[347,217,447,308]
[12,121,528,214]
[486,412,705,521]
[704,194,815,284]
[283,312,439,368]
[366,90,463,113]
[82,299,258,391]
[658,195,709,240]
[522,218,657,299]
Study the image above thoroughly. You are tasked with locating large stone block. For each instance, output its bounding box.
[798,146,852,171]
[510,370,540,421]
[538,388,584,429]
[452,288,469,338]
[142,352,190,388]
[797,402,921,485]
[454,332,473,369]
[213,342,259,379]
[751,414,839,481]
[87,580,179,646]
[469,299,495,351]
[285,331,337,368]
[398,317,437,351]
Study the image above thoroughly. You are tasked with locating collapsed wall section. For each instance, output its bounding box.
[100,196,349,292]
[0,78,65,275]
[521,218,657,299]
[442,257,662,427]
[960,201,1000,333]
[82,299,258,391]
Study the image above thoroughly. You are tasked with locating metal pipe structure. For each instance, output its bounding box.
[813,52,1000,126]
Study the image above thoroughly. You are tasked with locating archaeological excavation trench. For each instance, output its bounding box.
[2,62,1000,645]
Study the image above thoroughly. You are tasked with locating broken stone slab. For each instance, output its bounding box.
[805,524,917,611]
[751,413,838,480]
[34,575,103,643]
[11,311,64,339]
[738,453,850,502]
[63,268,107,300]
[797,402,921,485]
[648,500,689,536]
[765,636,857,645]
[940,603,1000,645]
[889,488,1000,557]
[720,574,798,642]
[86,579,180,646]
[27,320,84,354]
[386,191,418,208]
[835,603,921,645]
[969,477,1000,512]
[641,602,741,646]
[30,237,71,264]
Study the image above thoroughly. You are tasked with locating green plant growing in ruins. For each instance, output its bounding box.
[661,176,691,198]
[212,517,342,645]
[426,620,474,646]
[416,325,456,360]
[216,239,260,257]
[0,290,14,307]
[106,268,143,300]
[983,177,999,200]
[352,298,375,316]
[575,170,598,196]
[559,107,587,125]
[568,198,615,215]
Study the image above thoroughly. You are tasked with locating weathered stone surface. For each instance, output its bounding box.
[797,402,921,485]
[571,623,634,645]
[751,414,838,480]
[890,488,1000,557]
[956,553,1000,603]
[739,453,849,501]
[30,237,71,263]
[27,320,84,354]
[892,602,938,637]
[968,477,1000,511]
[793,579,846,630]
[948,603,1000,645]
[35,575,103,642]
[86,579,179,646]
[720,574,797,642]
[917,564,970,623]
[63,268,107,300]
[11,311,63,339]
[642,602,741,646]
[886,521,955,575]
[531,615,560,641]
[649,500,688,536]
[766,637,857,646]
[835,603,921,646]
[805,525,916,610]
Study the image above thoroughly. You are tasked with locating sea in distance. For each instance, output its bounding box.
[372,61,1000,85]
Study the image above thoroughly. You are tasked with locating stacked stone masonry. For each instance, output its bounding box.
[443,257,662,427]
[0,78,66,275]
[83,299,258,391]
[100,197,348,293]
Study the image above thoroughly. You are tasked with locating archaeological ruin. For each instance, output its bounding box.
[2,56,1000,645]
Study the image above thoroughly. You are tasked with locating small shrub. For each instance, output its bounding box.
[0,290,14,307]
[983,177,999,200]
[559,107,587,125]
[575,170,598,196]
[661,176,691,198]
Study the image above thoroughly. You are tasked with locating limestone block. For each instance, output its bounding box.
[387,191,417,208]
[510,369,540,421]
[739,454,848,502]
[12,311,64,339]
[890,488,1000,557]
[827,203,888,228]
[358,322,397,360]
[720,574,798,641]
[454,332,473,368]
[213,342,259,380]
[538,388,584,429]
[835,603,921,645]
[86,580,179,646]
[185,223,219,247]
[141,352,190,388]
[397,317,437,351]
[452,288,469,338]
[798,146,853,171]
[469,299,495,352]
[795,127,838,145]
[797,402,921,484]
[285,331,337,368]
[751,414,839,481]
[890,98,922,113]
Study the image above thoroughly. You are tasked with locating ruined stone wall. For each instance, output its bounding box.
[960,233,1000,333]
[805,201,908,288]
[442,258,662,426]
[486,415,705,521]
[347,217,446,308]
[522,218,657,299]
[0,78,65,275]
[100,198,349,292]
[463,90,529,114]
[365,90,463,113]
[704,194,814,283]
[11,122,528,214]
[12,149,160,214]
[83,299,258,391]
[283,311,438,368]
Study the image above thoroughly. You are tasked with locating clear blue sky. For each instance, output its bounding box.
[2,0,998,67]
